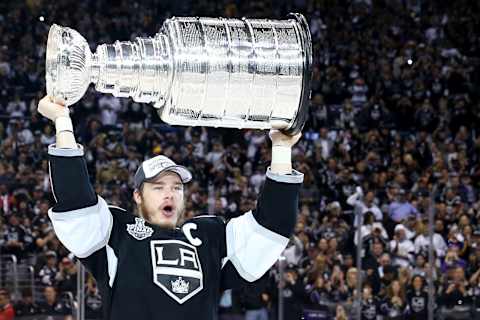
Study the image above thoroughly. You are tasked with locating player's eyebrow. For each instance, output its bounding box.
[152,181,183,186]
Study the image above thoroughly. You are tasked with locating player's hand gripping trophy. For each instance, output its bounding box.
[44,13,312,136]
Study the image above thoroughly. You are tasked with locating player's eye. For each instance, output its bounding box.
[174,186,183,191]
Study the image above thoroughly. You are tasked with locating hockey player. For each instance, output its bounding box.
[38,95,303,320]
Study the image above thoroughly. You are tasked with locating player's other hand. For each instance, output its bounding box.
[268,129,301,148]
[38,95,70,121]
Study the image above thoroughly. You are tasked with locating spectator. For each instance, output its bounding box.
[37,286,72,317]
[307,275,331,315]
[98,96,123,128]
[2,215,25,258]
[6,95,27,118]
[55,257,78,294]
[390,225,415,268]
[0,183,14,216]
[242,280,270,320]
[13,289,40,318]
[345,267,359,300]
[381,280,407,320]
[39,124,55,145]
[414,221,448,259]
[388,189,419,224]
[411,253,431,278]
[85,276,103,320]
[363,241,385,271]
[38,250,59,286]
[218,289,243,320]
[361,284,381,320]
[328,264,349,303]
[441,248,467,274]
[470,267,480,316]
[406,275,429,320]
[381,266,398,294]
[0,289,14,320]
[354,211,388,246]
[335,305,348,320]
[439,267,472,320]
[283,236,304,267]
[278,269,304,320]
[347,187,383,226]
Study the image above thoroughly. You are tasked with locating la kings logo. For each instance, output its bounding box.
[127,218,154,240]
[150,240,203,304]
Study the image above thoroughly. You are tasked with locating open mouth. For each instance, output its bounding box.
[161,205,175,217]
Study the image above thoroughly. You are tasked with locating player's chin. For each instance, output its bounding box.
[152,211,178,229]
[156,221,177,229]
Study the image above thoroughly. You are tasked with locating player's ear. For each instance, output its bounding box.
[133,189,142,205]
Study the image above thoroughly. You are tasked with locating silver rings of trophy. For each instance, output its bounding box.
[45,13,312,136]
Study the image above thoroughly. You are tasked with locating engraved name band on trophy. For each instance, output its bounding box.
[46,13,312,135]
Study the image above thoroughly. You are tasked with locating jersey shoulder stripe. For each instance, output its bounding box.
[108,205,127,212]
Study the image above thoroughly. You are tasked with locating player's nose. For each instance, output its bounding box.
[163,189,174,199]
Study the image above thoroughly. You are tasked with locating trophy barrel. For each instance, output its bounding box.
[45,14,312,134]
[157,13,312,134]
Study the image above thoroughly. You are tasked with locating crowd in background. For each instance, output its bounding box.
[1,0,480,319]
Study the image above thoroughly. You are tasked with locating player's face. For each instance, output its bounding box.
[134,172,185,229]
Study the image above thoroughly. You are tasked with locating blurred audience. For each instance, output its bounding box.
[0,0,479,319]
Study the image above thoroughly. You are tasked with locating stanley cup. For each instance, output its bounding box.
[46,13,312,135]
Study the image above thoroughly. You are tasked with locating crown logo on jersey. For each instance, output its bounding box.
[127,217,154,240]
[171,277,189,294]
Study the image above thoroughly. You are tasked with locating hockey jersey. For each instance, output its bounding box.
[47,144,303,320]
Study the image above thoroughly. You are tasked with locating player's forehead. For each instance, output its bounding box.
[147,171,183,185]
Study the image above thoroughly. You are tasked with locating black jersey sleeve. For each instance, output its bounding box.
[47,144,114,259]
[79,247,113,320]
[78,207,131,320]
[253,167,303,237]
[222,167,303,284]
[48,144,97,212]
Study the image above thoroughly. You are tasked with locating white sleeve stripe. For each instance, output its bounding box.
[228,251,256,282]
[241,210,289,245]
[191,215,218,219]
[48,161,58,203]
[78,215,112,258]
[106,245,118,287]
[49,196,113,258]
[108,205,127,212]
[50,200,100,218]
[226,211,289,282]
[266,167,304,184]
[48,144,85,157]
[221,257,229,269]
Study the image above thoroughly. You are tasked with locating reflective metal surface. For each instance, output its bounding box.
[46,14,312,134]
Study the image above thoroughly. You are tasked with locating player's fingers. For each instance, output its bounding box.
[38,95,69,120]
[268,129,280,140]
[292,132,302,143]
[269,129,302,145]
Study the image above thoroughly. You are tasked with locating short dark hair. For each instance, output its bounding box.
[139,182,146,194]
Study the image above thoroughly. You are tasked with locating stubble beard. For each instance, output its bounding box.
[138,199,185,229]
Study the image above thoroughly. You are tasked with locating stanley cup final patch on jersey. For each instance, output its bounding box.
[150,240,203,304]
[127,217,154,240]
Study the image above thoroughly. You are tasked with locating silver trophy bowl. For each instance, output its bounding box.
[46,14,312,135]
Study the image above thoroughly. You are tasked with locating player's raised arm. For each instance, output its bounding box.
[38,96,112,259]
[224,129,303,282]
